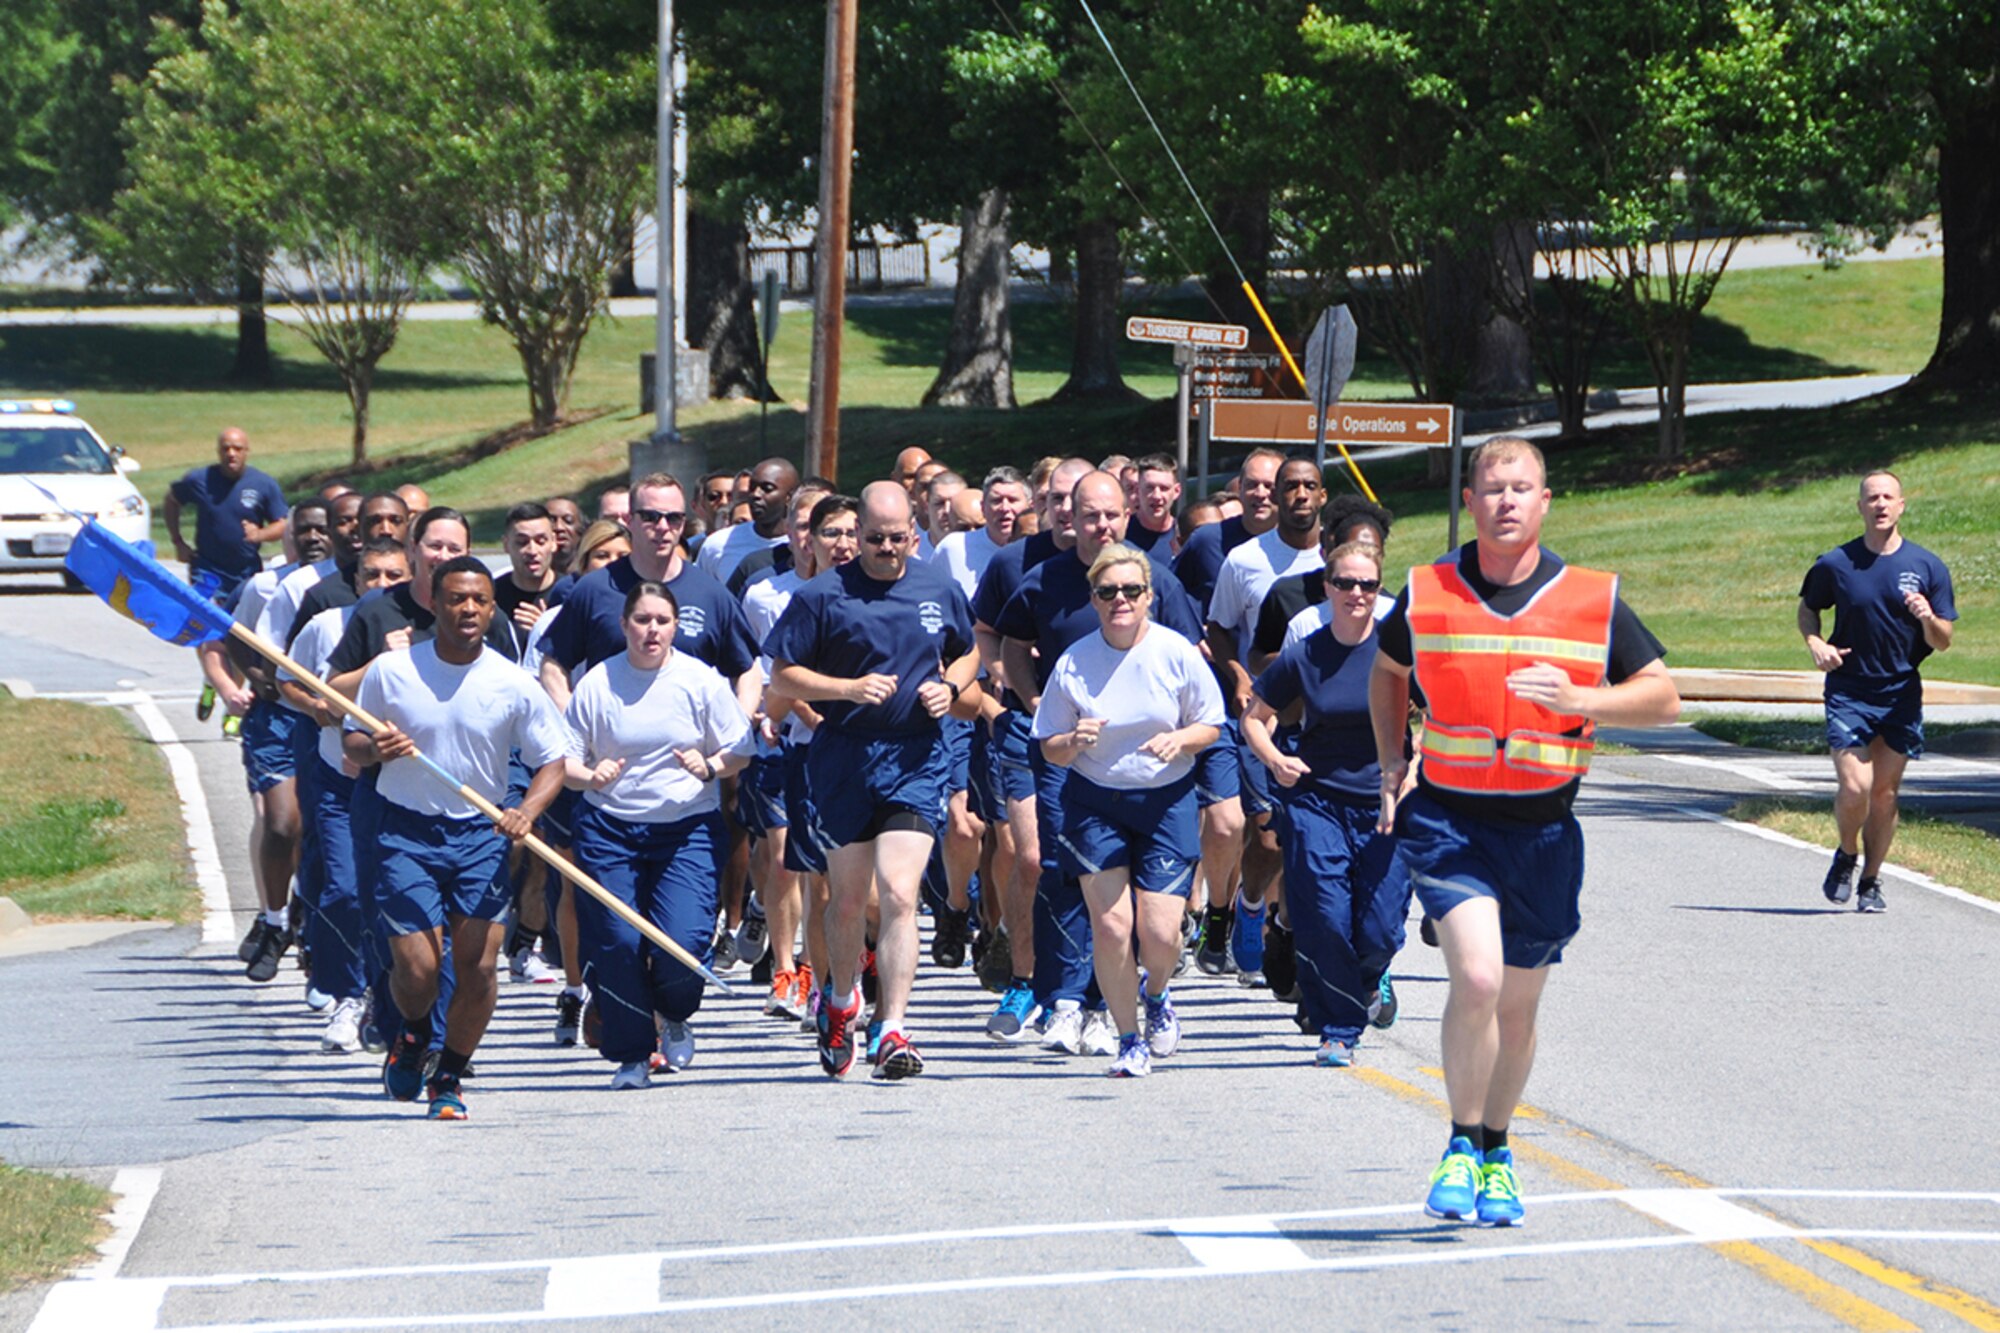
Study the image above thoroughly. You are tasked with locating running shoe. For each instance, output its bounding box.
[359,990,385,1053]
[1370,974,1399,1030]
[1194,909,1234,975]
[1263,916,1299,1002]
[1476,1147,1524,1227]
[974,926,1011,993]
[1107,1033,1150,1078]
[221,712,241,738]
[1420,915,1439,948]
[509,945,560,984]
[860,949,879,1006]
[1041,1000,1084,1054]
[872,1031,925,1080]
[610,1061,651,1091]
[800,980,823,1034]
[425,1073,467,1120]
[1856,878,1886,914]
[236,917,270,964]
[766,969,806,1020]
[985,982,1041,1041]
[1316,1034,1355,1067]
[1231,896,1267,987]
[321,997,364,1054]
[1424,1137,1484,1221]
[196,683,217,722]
[304,981,334,1013]
[382,1033,429,1102]
[245,924,292,984]
[866,1018,884,1062]
[712,921,739,972]
[554,987,586,1046]
[1141,987,1181,1059]
[818,988,861,1078]
[1822,849,1859,904]
[734,909,769,967]
[1079,1008,1119,1057]
[659,1019,695,1072]
[931,906,970,970]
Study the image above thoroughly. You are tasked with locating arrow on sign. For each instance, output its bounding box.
[1417,418,1441,434]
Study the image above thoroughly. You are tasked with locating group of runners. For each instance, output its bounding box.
[165,426,1954,1226]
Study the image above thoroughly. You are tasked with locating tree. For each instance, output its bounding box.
[0,0,67,231]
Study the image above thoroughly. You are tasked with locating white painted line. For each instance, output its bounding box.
[120,691,236,947]
[78,1167,163,1280]
[1620,1190,1796,1241]
[1651,752,1815,791]
[1674,805,2000,918]
[26,1277,171,1333]
[1172,1216,1314,1272]
[541,1254,661,1317]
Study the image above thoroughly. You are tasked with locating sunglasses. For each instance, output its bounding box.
[1327,575,1381,592]
[1092,583,1149,603]
[633,508,687,527]
[862,531,909,547]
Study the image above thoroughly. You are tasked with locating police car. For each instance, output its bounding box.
[0,399,153,587]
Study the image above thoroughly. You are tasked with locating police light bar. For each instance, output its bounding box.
[0,399,79,414]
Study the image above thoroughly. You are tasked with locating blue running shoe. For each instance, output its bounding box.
[425,1074,467,1121]
[381,1033,428,1102]
[866,1018,884,1062]
[1370,974,1398,1030]
[1424,1136,1483,1221]
[985,981,1041,1042]
[1231,896,1266,986]
[1107,1033,1150,1078]
[1477,1147,1524,1227]
[1316,1034,1354,1067]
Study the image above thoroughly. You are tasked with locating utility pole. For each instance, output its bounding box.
[632,0,704,486]
[806,0,858,484]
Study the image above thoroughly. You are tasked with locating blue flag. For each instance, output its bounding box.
[65,518,235,648]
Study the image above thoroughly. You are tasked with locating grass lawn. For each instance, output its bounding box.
[1689,715,1998,754]
[1727,797,2000,903]
[0,1163,107,1293]
[0,692,198,923]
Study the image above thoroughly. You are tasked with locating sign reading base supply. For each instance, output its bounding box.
[1209,398,1454,446]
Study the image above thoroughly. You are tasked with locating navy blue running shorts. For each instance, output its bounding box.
[1396,788,1583,969]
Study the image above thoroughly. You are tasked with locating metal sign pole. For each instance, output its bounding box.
[1446,413,1464,550]
[1196,395,1212,498]
[1174,343,1193,512]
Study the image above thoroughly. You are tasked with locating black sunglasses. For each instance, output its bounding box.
[633,507,687,527]
[1092,582,1148,602]
[1327,575,1381,592]
[862,531,909,546]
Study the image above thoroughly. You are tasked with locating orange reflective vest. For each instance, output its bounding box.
[1407,560,1617,797]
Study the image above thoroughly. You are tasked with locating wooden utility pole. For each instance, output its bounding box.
[806,0,858,483]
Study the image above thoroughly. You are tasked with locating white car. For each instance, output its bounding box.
[0,399,153,588]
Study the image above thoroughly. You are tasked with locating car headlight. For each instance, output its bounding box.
[99,495,146,519]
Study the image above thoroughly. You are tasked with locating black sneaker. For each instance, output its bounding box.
[554,989,584,1046]
[1419,916,1439,948]
[382,1033,429,1101]
[1195,909,1234,976]
[974,926,1013,994]
[1822,850,1859,904]
[1262,916,1299,1003]
[196,683,217,722]
[1856,878,1886,914]
[236,917,271,964]
[245,924,292,983]
[931,906,970,970]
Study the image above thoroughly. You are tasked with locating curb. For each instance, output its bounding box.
[0,896,32,937]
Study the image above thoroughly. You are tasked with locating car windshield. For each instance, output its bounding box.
[0,427,115,476]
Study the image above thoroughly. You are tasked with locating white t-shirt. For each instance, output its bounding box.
[1032,625,1224,789]
[566,651,753,823]
[350,642,573,820]
[256,558,334,650]
[932,527,1000,601]
[742,567,808,747]
[1207,530,1323,664]
[1281,592,1398,651]
[232,563,293,634]
[694,521,785,584]
[283,604,356,770]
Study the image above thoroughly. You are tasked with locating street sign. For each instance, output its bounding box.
[1125,316,1250,349]
[1208,398,1453,447]
[1189,351,1287,404]
[1303,306,1357,412]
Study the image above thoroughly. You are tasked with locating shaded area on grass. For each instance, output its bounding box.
[0,324,512,395]
[0,1162,108,1293]
[1693,715,2000,754]
[1727,797,2000,902]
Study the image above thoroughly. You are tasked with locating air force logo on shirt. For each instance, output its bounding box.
[1896,570,1924,597]
[680,604,709,638]
[240,489,261,509]
[918,600,945,635]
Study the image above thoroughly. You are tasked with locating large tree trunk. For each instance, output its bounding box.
[345,361,374,468]
[1918,78,2000,391]
[924,187,1017,409]
[229,248,272,385]
[1203,190,1272,330]
[1470,222,1535,400]
[1052,218,1139,403]
[609,223,640,299]
[687,207,763,401]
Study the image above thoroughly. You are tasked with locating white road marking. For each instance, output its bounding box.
[115,690,236,947]
[1674,804,2000,918]
[1651,752,1816,791]
[541,1254,663,1317]
[1172,1216,1314,1272]
[77,1167,163,1280]
[25,1278,170,1333]
[1621,1190,1796,1240]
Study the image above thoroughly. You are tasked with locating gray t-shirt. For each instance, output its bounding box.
[566,651,753,823]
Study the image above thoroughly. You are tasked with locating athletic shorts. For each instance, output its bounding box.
[942,716,974,796]
[967,719,999,822]
[1236,719,1292,821]
[1053,771,1200,897]
[735,748,790,838]
[1826,681,1924,758]
[540,788,582,845]
[990,707,1036,809]
[1396,789,1583,970]
[804,728,949,854]
[1195,717,1243,809]
[239,700,301,793]
[374,801,510,935]
[781,741,827,875]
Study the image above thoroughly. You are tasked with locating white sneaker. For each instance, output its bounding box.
[659,1019,695,1072]
[510,946,559,984]
[1080,1008,1119,1056]
[304,983,334,1013]
[320,997,364,1053]
[734,912,769,966]
[610,1060,651,1091]
[1041,1000,1084,1054]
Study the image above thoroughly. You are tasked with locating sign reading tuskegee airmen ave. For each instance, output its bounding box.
[1124,316,1250,349]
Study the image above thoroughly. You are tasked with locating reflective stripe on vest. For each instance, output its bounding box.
[1408,560,1617,797]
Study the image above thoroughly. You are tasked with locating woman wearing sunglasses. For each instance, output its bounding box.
[1242,541,1413,1068]
[1033,544,1224,1078]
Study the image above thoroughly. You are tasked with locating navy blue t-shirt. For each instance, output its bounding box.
[1799,537,1955,691]
[970,530,1060,629]
[170,464,288,578]
[765,559,975,737]
[994,549,1204,692]
[1253,626,1385,801]
[1172,515,1254,615]
[540,555,758,678]
[1124,520,1174,555]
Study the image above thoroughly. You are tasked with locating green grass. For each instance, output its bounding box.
[1728,797,2000,902]
[0,1163,108,1293]
[1690,715,1998,754]
[0,693,198,923]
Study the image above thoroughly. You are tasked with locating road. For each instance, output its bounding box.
[2,584,1997,1331]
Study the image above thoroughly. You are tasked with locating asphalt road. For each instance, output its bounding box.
[3,582,1997,1332]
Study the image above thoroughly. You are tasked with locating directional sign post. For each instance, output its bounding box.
[1303,306,1358,472]
[1127,317,1252,509]
[1207,399,1453,448]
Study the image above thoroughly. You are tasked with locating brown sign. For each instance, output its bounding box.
[1125,316,1251,349]
[1189,352,1288,403]
[1208,399,1454,446]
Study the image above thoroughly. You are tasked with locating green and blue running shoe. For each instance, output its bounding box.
[1424,1136,1483,1221]
[1476,1147,1524,1227]
[1370,973,1398,1029]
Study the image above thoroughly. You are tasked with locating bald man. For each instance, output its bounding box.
[394,483,431,515]
[697,457,798,583]
[166,427,289,606]
[893,447,933,496]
